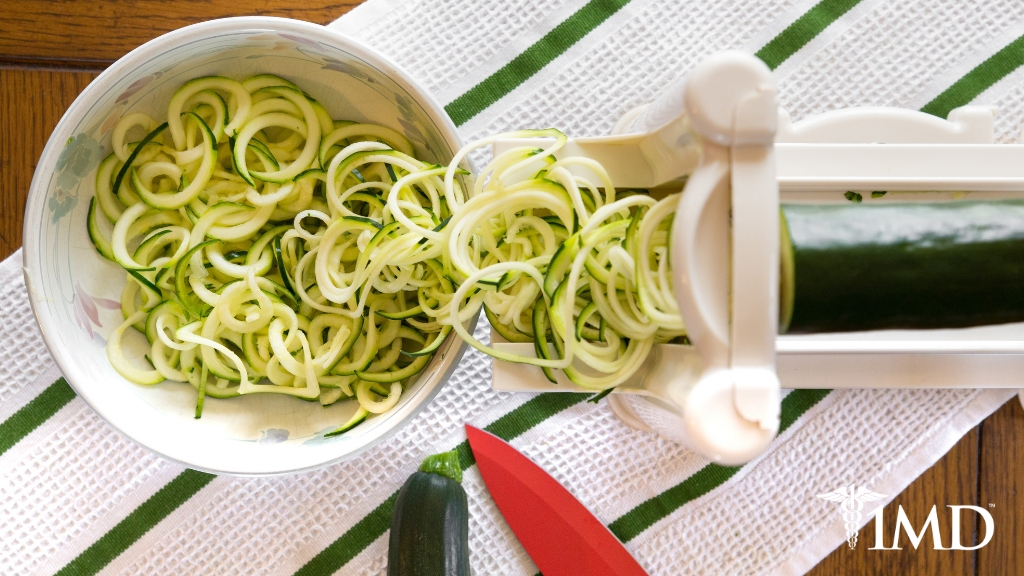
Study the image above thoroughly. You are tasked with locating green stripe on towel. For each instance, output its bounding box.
[608,388,832,543]
[0,377,76,457]
[755,0,863,70]
[921,33,1024,119]
[444,0,632,126]
[55,469,216,576]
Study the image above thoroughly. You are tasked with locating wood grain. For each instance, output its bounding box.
[0,0,360,68]
[977,399,1024,576]
[808,426,981,576]
[0,67,99,261]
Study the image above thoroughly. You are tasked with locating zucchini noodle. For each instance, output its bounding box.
[436,130,686,390]
[90,74,459,433]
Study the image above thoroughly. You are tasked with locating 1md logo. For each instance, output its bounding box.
[818,484,995,551]
[869,504,994,551]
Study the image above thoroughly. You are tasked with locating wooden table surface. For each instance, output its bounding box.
[2,2,1022,574]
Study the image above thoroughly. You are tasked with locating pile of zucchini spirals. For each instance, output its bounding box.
[91,74,463,433]
[443,130,684,393]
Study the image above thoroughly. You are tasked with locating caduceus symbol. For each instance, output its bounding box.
[817,485,887,549]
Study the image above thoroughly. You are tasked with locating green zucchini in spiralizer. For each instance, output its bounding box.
[780,200,1024,333]
[88,73,458,429]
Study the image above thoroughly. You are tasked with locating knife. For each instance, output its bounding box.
[465,424,648,576]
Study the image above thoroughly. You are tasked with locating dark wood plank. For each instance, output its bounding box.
[977,398,1024,576]
[807,425,980,576]
[0,67,99,261]
[0,0,360,68]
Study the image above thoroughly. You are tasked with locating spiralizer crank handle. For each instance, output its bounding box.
[668,52,781,465]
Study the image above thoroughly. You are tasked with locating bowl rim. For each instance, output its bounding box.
[21,16,469,476]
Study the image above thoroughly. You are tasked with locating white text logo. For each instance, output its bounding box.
[869,505,994,550]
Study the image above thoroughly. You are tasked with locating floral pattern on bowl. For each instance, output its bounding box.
[72,282,121,343]
[49,134,103,222]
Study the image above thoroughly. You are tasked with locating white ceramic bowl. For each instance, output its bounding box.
[22,17,469,476]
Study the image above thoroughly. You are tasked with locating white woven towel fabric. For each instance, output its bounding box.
[3,0,1024,574]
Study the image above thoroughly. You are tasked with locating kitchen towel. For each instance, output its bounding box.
[3,0,1023,574]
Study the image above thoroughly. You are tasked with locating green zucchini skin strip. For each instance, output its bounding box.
[325,407,368,437]
[87,197,116,261]
[174,239,220,318]
[111,122,169,199]
[127,269,161,296]
[588,387,614,404]
[485,305,532,343]
[783,200,1024,333]
[273,236,297,300]
[531,297,559,384]
[376,305,424,321]
[145,300,184,344]
[401,325,452,358]
[357,353,429,382]
[196,363,208,418]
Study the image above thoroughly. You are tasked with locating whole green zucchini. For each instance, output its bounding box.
[388,451,470,576]
[781,200,1024,334]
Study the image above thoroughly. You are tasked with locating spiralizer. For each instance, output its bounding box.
[491,51,1024,465]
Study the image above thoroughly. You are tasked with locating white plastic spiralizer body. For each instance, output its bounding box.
[490,51,1024,465]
